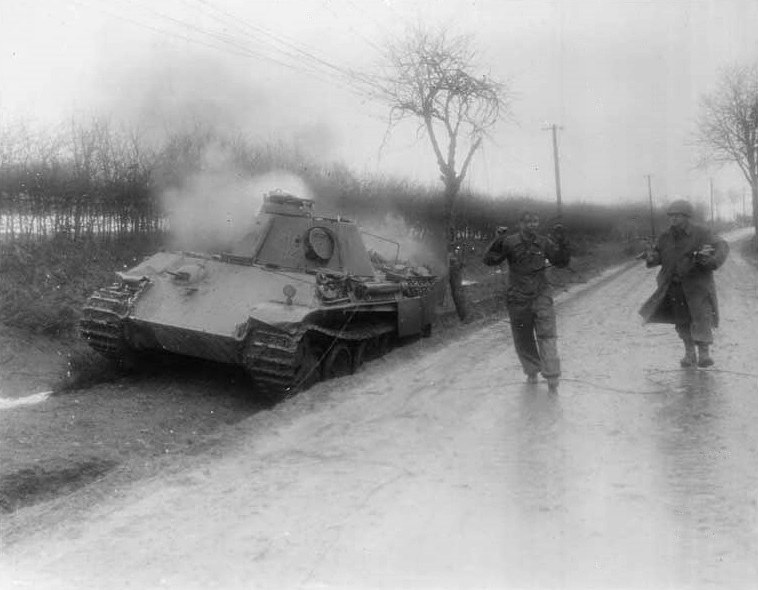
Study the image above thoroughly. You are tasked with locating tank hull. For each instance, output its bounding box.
[80,192,443,402]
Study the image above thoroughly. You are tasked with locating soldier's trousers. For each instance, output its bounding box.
[506,294,561,378]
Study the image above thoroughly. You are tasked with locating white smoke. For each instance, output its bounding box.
[163,143,313,251]
[359,213,445,274]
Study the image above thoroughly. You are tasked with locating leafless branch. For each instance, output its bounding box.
[695,62,758,229]
[374,26,511,204]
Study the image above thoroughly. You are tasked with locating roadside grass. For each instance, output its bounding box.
[739,232,758,269]
[0,458,118,513]
[56,345,122,393]
[0,235,165,392]
[426,237,635,331]
[0,235,162,337]
[461,238,633,297]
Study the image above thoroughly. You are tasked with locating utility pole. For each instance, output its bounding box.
[543,123,563,218]
[709,178,715,227]
[645,174,656,238]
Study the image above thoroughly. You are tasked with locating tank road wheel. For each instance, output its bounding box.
[290,337,323,393]
[364,332,392,362]
[322,341,353,380]
[244,334,323,405]
[351,340,368,373]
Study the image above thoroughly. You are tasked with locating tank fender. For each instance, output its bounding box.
[397,282,440,337]
[397,297,423,337]
[233,305,315,341]
[126,251,186,277]
[352,281,403,298]
[116,272,151,288]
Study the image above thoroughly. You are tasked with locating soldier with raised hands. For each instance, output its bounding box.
[483,210,571,392]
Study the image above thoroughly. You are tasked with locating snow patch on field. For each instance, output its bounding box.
[0,390,51,410]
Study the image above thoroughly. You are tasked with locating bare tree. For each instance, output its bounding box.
[696,63,758,240]
[375,26,510,320]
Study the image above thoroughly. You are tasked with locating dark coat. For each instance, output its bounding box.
[638,222,729,326]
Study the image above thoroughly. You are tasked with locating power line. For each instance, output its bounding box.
[330,0,392,53]
[185,0,382,95]
[73,0,374,95]
[117,0,337,80]
[188,0,354,76]
[70,0,272,64]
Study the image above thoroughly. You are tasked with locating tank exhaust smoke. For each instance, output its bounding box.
[360,213,445,275]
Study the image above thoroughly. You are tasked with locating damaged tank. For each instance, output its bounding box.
[79,191,442,402]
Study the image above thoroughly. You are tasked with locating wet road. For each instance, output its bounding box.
[3,230,757,589]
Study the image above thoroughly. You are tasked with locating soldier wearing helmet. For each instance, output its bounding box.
[639,199,729,368]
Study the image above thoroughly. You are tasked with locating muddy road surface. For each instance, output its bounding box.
[2,230,757,590]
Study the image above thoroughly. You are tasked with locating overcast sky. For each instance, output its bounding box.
[1,0,757,211]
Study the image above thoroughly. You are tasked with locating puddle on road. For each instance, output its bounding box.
[644,366,758,395]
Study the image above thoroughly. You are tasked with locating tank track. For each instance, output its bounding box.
[243,321,394,402]
[79,280,148,360]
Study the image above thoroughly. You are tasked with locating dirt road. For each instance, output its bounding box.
[2,230,757,590]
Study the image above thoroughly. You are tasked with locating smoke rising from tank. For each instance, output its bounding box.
[359,213,445,275]
[93,47,341,160]
[91,48,445,265]
[164,143,313,251]
[95,49,350,252]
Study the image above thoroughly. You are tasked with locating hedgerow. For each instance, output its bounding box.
[0,121,705,336]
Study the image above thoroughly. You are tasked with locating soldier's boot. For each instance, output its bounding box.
[547,377,559,393]
[697,343,714,368]
[526,372,539,384]
[680,342,697,368]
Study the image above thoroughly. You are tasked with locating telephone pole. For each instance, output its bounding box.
[645,174,656,238]
[709,178,715,227]
[543,123,563,218]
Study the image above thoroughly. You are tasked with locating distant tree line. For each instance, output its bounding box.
[0,116,673,248]
[0,117,158,241]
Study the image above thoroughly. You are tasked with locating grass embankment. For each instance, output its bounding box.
[0,236,164,391]
[0,236,160,336]
[454,237,635,322]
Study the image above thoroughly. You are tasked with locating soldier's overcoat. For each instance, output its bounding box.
[638,223,729,327]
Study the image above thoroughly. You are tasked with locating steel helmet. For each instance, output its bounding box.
[667,199,694,217]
